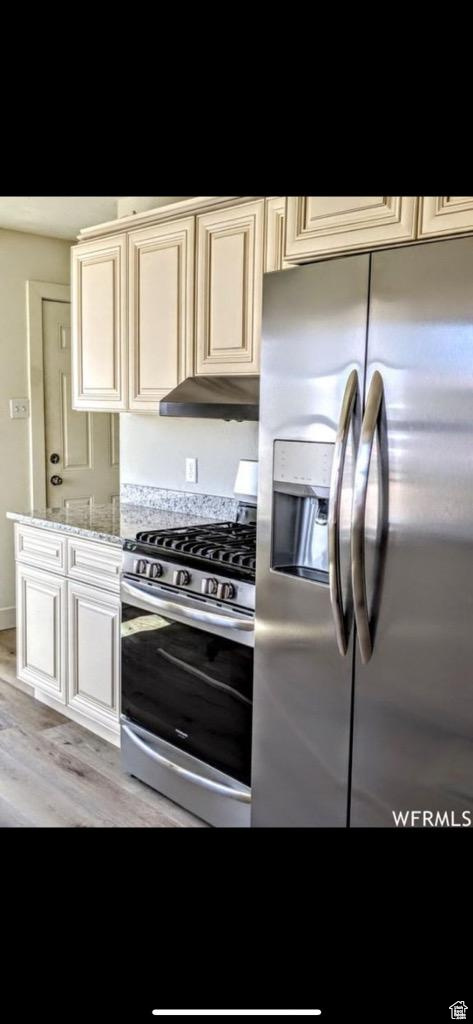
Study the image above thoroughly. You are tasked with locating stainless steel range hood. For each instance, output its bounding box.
[159,375,259,420]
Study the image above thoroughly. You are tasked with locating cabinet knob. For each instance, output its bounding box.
[50,475,63,486]
[50,453,60,464]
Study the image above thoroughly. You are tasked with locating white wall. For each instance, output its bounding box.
[120,415,259,498]
[0,229,71,625]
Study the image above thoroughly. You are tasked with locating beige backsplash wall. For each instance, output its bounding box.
[120,415,259,497]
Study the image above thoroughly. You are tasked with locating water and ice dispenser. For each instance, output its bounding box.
[271,440,334,585]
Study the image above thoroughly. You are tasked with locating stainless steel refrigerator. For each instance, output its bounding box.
[251,235,473,827]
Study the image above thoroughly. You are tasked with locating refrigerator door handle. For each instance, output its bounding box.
[351,369,384,664]
[328,369,359,656]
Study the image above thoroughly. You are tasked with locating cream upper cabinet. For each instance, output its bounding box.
[128,217,195,410]
[264,197,291,272]
[71,234,127,411]
[418,197,473,238]
[195,200,264,375]
[284,197,418,262]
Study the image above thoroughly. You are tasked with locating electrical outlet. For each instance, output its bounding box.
[10,398,30,419]
[185,457,198,483]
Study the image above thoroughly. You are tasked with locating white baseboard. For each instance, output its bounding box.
[0,607,15,631]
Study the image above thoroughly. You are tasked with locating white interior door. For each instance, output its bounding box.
[43,300,119,510]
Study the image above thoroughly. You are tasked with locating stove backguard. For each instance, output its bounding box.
[271,440,334,585]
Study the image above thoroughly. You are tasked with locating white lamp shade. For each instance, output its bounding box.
[234,459,259,502]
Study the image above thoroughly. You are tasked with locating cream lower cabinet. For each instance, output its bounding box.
[418,197,473,238]
[284,196,418,262]
[16,563,67,701]
[15,525,121,746]
[67,580,120,732]
[195,199,264,374]
[71,234,128,411]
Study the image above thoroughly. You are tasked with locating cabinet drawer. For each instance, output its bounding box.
[67,537,121,592]
[15,524,66,574]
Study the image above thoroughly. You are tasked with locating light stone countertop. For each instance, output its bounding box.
[6,502,221,547]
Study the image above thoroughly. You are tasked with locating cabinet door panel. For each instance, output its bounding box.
[285,196,418,262]
[196,200,264,374]
[16,565,66,701]
[128,217,194,409]
[72,234,127,410]
[68,580,120,726]
[418,196,473,238]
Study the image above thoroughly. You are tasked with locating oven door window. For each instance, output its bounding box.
[121,602,253,786]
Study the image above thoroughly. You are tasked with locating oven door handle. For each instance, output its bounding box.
[121,580,254,634]
[121,723,251,803]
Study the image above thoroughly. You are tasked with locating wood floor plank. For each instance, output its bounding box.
[0,792,32,828]
[0,724,182,828]
[0,677,69,732]
[0,628,33,695]
[0,628,16,649]
[0,743,111,827]
[0,705,16,731]
[43,721,207,828]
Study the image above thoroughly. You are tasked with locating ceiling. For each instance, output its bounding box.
[0,197,124,240]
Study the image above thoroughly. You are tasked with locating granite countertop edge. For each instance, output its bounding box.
[6,510,124,546]
[6,503,221,546]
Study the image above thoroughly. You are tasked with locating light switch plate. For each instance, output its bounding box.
[10,398,30,419]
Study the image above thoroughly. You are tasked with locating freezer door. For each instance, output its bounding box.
[351,237,473,826]
[251,255,370,826]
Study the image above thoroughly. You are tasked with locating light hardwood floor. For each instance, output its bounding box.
[0,628,205,828]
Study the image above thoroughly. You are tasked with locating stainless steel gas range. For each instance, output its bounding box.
[120,504,256,828]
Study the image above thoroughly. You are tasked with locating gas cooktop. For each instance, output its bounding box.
[136,521,256,577]
[122,505,257,610]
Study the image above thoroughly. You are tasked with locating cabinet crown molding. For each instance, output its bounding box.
[77,196,265,241]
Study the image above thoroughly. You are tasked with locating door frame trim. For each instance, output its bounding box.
[26,281,71,508]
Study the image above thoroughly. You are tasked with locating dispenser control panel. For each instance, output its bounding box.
[273,441,334,488]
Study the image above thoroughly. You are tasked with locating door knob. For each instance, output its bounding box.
[50,453,60,464]
[50,475,63,486]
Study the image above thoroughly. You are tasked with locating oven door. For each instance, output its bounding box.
[121,578,254,787]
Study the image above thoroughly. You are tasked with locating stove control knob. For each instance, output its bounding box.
[147,562,163,579]
[201,577,219,596]
[134,559,148,575]
[217,582,235,601]
[173,569,190,587]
